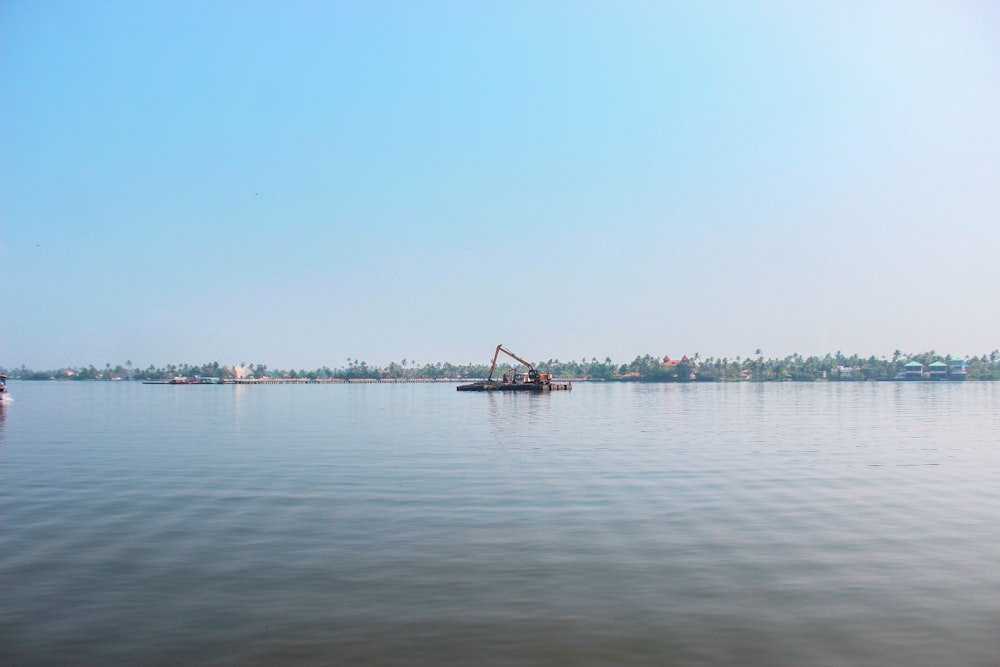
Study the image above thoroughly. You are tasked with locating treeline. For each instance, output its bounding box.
[4,349,999,382]
[632,350,1000,382]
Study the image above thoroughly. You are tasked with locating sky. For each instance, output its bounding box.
[2,0,998,370]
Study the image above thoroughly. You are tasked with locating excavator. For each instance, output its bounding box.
[457,344,571,391]
[487,344,552,386]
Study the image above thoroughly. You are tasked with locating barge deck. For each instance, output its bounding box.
[456,379,572,392]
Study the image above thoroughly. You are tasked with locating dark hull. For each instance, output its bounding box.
[456,380,572,392]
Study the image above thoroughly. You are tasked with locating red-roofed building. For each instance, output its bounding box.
[661,355,697,379]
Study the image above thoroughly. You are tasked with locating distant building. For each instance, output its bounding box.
[927,361,948,379]
[897,358,966,381]
[661,355,697,380]
[662,355,695,368]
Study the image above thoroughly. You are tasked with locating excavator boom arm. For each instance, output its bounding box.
[487,344,536,381]
[499,346,535,372]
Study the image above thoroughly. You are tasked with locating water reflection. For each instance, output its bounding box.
[0,401,6,444]
[487,391,557,454]
[4,381,1000,666]
[231,383,252,428]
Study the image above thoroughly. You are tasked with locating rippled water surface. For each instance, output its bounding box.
[2,381,998,666]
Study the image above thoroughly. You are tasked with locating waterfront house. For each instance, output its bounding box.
[897,358,968,381]
[928,361,948,379]
[661,355,690,368]
[900,361,925,379]
[661,355,697,380]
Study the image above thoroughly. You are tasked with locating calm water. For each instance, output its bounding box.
[1,381,998,666]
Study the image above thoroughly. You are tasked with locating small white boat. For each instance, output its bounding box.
[0,373,10,401]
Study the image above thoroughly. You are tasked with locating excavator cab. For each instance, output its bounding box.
[514,369,549,385]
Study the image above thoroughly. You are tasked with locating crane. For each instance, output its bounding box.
[486,344,551,385]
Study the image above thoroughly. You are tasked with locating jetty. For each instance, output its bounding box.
[145,377,471,385]
[226,378,463,385]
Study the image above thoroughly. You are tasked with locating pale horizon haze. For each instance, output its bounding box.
[3,1,998,370]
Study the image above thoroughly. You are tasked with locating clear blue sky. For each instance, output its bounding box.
[3,1,998,370]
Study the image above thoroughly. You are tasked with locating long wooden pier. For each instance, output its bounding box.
[225,377,477,385]
[149,377,583,386]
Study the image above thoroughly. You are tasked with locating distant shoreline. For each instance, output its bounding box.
[9,375,995,385]
[4,350,999,383]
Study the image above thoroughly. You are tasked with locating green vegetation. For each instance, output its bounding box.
[3,350,999,382]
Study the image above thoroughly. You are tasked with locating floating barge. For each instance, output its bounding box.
[457,344,572,392]
[457,379,572,392]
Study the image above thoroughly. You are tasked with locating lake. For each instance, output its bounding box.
[1,380,998,666]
